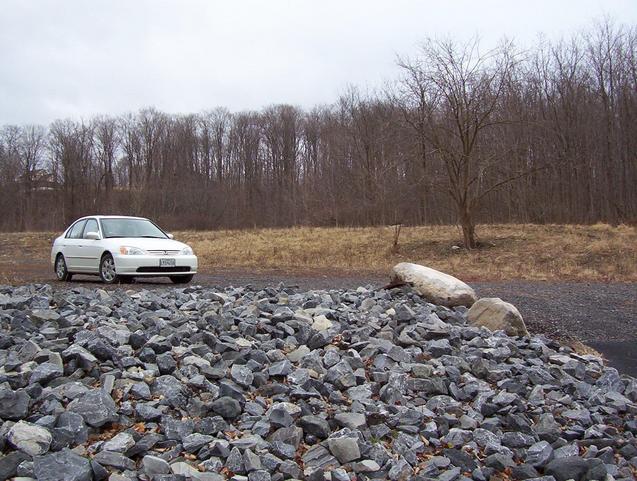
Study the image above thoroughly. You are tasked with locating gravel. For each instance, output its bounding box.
[0,282,636,481]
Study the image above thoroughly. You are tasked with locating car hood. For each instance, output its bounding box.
[101,238,191,252]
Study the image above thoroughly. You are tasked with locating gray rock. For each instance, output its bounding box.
[225,447,245,473]
[243,449,262,472]
[286,345,310,362]
[129,382,152,400]
[561,408,591,425]
[0,387,31,420]
[353,459,381,472]
[183,433,214,452]
[29,362,63,385]
[152,375,188,407]
[54,411,88,446]
[327,436,360,463]
[437,467,461,481]
[299,415,331,439]
[156,352,177,374]
[544,456,591,481]
[331,468,350,481]
[231,364,254,387]
[0,452,30,480]
[442,428,473,447]
[428,338,452,357]
[302,444,337,470]
[388,456,414,480]
[33,449,93,481]
[67,390,118,427]
[136,403,162,421]
[92,451,135,470]
[485,453,515,470]
[269,360,293,376]
[8,421,52,456]
[325,360,356,389]
[526,440,553,467]
[143,455,171,476]
[502,431,535,448]
[334,412,366,430]
[211,396,242,419]
[30,309,61,322]
[511,464,540,480]
[171,461,202,477]
[248,470,271,481]
[443,448,477,471]
[101,432,135,453]
[271,440,296,459]
[553,444,579,459]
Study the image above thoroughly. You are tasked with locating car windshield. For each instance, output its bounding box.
[100,218,167,239]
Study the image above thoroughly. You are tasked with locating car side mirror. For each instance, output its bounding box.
[85,232,100,240]
[167,233,174,239]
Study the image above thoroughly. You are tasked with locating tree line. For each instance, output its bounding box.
[1,21,635,246]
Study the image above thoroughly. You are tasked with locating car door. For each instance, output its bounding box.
[77,218,102,272]
[63,219,87,271]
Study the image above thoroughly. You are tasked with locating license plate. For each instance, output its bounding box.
[160,258,176,267]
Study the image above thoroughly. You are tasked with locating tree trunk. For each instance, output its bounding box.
[459,206,477,249]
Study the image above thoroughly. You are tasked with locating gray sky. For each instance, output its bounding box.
[1,0,635,125]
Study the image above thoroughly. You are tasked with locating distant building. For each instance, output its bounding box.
[19,169,58,191]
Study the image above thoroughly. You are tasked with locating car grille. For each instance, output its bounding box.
[136,266,191,273]
[147,250,180,256]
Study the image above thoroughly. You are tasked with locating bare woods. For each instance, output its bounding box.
[1,22,636,246]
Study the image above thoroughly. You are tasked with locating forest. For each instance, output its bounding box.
[0,22,635,247]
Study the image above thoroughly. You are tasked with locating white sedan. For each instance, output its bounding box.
[51,215,198,284]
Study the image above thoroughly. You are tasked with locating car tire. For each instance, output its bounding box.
[54,254,73,281]
[170,274,194,284]
[99,253,120,284]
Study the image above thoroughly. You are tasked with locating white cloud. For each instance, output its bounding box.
[0,0,635,124]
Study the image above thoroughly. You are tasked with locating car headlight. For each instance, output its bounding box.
[180,246,194,256]
[119,246,147,255]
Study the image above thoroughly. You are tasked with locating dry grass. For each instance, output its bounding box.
[178,223,636,281]
[1,224,635,282]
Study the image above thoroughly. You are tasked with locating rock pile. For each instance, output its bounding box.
[0,283,636,481]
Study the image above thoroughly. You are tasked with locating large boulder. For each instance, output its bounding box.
[390,262,476,307]
[467,297,529,337]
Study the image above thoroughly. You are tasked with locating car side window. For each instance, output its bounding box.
[66,220,87,239]
[83,219,99,238]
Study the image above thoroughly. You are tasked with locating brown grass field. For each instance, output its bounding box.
[1,224,635,283]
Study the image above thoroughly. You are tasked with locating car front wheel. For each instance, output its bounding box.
[55,255,73,281]
[99,253,120,284]
[170,274,194,284]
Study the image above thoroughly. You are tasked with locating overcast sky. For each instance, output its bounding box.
[1,0,635,125]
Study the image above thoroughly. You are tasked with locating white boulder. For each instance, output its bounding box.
[390,262,477,307]
[467,297,529,337]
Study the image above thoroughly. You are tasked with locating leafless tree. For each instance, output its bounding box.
[397,37,523,247]
[0,22,635,235]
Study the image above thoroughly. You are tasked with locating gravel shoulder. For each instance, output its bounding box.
[4,266,636,376]
[1,281,636,481]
